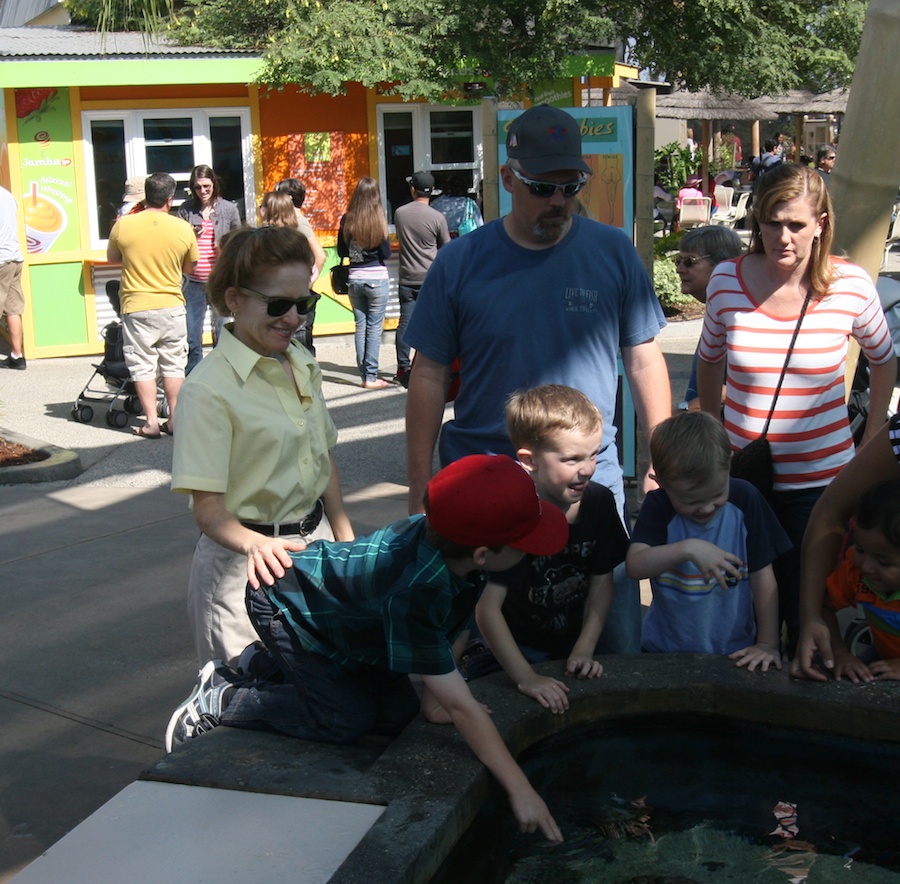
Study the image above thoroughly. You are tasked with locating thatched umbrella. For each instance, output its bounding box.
[755,88,850,116]
[656,89,779,193]
[754,89,850,157]
[656,88,778,121]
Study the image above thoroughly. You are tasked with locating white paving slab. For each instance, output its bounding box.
[13,781,384,883]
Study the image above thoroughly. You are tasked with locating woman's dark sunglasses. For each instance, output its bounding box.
[510,167,587,198]
[674,254,711,268]
[239,286,320,316]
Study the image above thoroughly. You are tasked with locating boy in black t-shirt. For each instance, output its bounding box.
[463,385,628,713]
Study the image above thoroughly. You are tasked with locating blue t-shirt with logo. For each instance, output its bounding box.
[405,215,666,498]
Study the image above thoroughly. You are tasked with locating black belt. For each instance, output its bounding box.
[241,498,324,537]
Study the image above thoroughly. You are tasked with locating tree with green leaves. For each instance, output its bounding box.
[609,0,867,96]
[67,0,173,36]
[68,0,866,101]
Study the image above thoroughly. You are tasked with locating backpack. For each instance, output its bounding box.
[752,153,780,177]
[751,153,781,191]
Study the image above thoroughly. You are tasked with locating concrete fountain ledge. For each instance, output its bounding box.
[144,654,900,884]
[0,426,82,484]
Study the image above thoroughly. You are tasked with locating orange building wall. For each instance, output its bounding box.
[257,83,371,238]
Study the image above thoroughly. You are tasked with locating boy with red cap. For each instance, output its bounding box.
[166,454,568,841]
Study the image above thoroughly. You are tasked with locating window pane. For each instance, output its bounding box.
[145,144,196,175]
[210,116,246,221]
[383,112,414,221]
[143,117,193,142]
[90,119,126,239]
[143,117,195,181]
[430,111,474,165]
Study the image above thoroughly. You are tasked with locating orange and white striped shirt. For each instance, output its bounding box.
[188,218,216,283]
[700,256,894,491]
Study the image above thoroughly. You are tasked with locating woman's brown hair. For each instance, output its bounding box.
[749,162,836,297]
[342,177,388,250]
[206,227,313,315]
[259,191,299,229]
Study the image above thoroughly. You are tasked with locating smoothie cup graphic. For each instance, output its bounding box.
[23,185,67,253]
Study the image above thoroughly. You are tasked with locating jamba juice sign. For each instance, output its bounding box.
[15,88,78,254]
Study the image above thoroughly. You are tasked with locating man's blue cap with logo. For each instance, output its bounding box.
[506,105,592,176]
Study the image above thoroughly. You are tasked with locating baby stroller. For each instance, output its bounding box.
[71,281,168,427]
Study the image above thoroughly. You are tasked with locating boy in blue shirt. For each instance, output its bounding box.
[627,412,790,670]
[167,454,568,841]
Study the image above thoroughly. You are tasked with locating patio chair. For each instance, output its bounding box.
[710,191,750,228]
[714,185,735,210]
[678,197,711,229]
[655,200,675,235]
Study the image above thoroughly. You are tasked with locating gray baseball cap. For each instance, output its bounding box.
[506,105,592,176]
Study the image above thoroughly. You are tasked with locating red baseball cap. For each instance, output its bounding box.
[427,454,568,555]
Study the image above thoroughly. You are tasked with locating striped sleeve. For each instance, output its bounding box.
[698,260,739,364]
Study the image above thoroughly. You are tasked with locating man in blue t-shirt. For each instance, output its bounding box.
[403,104,672,652]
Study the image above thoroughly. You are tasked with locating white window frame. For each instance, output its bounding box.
[375,103,483,209]
[82,106,255,249]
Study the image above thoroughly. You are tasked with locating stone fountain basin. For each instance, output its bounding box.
[143,653,900,883]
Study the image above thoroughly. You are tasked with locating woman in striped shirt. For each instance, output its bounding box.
[178,165,243,373]
[697,163,897,658]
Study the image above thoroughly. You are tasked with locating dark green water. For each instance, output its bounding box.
[432,713,900,883]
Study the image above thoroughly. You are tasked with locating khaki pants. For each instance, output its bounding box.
[187,515,334,668]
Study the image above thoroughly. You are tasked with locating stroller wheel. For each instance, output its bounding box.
[157,399,170,418]
[125,396,143,415]
[107,410,129,429]
[845,620,873,657]
[73,404,94,423]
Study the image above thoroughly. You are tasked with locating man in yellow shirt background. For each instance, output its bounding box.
[107,172,199,437]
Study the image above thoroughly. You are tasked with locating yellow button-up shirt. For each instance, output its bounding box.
[172,326,337,523]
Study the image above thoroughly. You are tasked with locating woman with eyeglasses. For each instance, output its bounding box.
[697,163,896,660]
[177,165,243,373]
[172,226,353,670]
[338,177,392,389]
[814,145,837,190]
[675,226,744,412]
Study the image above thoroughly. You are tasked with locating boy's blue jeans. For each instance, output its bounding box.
[221,586,419,743]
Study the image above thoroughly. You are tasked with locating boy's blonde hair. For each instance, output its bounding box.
[506,384,602,451]
[651,412,732,485]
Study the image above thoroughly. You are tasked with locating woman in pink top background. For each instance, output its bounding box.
[697,162,896,659]
[177,164,242,373]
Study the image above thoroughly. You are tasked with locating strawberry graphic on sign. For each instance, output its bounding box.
[15,88,59,123]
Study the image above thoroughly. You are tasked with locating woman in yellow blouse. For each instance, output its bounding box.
[172,226,353,669]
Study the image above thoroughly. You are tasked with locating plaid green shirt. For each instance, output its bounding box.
[264,515,483,675]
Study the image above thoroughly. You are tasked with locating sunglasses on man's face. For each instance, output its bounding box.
[674,254,711,268]
[510,167,588,198]
[239,286,320,316]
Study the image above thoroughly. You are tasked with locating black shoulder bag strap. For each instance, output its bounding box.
[761,290,813,438]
